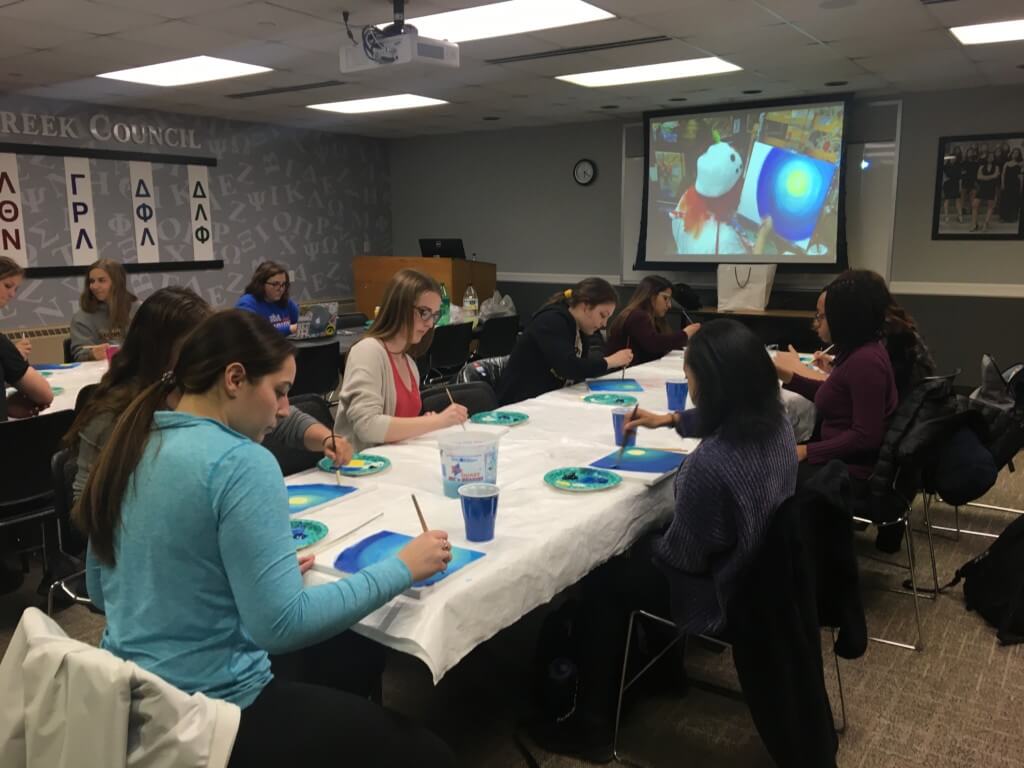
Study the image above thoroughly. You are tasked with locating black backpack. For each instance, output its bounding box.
[946,515,1024,645]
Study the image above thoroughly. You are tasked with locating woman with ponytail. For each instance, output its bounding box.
[496,277,633,405]
[75,309,456,766]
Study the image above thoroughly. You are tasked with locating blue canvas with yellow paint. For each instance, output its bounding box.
[287,484,358,515]
[591,448,686,474]
[587,379,644,393]
[335,530,485,587]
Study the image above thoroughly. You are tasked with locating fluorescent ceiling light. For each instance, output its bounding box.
[97,56,271,86]
[405,0,614,43]
[307,94,447,114]
[557,57,741,87]
[951,18,1024,45]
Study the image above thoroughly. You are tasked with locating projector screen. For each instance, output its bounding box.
[637,97,848,269]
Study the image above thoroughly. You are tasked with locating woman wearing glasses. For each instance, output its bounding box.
[334,269,467,452]
[236,261,299,336]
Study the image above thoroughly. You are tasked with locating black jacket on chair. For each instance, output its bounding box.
[727,499,839,768]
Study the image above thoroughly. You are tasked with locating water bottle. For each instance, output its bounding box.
[439,281,451,326]
[462,283,478,324]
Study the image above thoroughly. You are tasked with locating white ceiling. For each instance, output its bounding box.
[0,0,1022,138]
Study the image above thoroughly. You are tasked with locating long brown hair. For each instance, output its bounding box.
[80,259,136,334]
[0,256,24,281]
[65,287,213,450]
[365,268,441,356]
[74,309,295,565]
[244,260,291,306]
[544,277,618,311]
[608,275,673,337]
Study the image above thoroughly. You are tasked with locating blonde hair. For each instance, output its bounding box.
[80,259,136,334]
[365,269,441,356]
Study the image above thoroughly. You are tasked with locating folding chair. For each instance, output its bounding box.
[420,382,497,417]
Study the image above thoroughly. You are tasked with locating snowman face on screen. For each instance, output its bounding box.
[694,142,743,199]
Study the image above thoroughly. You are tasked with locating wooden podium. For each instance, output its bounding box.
[353,256,497,318]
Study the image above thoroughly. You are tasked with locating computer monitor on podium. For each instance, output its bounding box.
[419,238,466,259]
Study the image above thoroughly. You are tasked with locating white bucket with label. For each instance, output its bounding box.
[438,431,500,498]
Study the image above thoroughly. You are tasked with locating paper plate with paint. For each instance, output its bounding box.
[51,386,64,396]
[335,530,485,588]
[291,519,328,550]
[470,410,529,427]
[317,454,391,477]
[587,379,644,393]
[33,363,80,371]
[288,483,358,515]
[583,393,638,407]
[544,467,622,493]
[40,371,53,378]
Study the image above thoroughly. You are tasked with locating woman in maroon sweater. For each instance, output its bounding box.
[774,271,897,481]
[606,276,700,365]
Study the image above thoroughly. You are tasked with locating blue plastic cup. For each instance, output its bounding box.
[612,407,637,447]
[666,380,689,412]
[458,483,500,542]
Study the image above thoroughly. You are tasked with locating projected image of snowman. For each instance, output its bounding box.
[671,135,773,256]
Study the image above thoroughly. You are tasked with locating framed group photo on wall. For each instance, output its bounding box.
[932,132,1024,241]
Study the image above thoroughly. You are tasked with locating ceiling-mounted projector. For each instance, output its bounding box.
[340,0,459,74]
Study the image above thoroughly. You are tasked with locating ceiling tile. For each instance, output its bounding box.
[182,2,328,39]
[92,0,250,19]
[684,22,819,57]
[634,1,783,37]
[0,0,167,34]
[769,0,938,39]
[0,16,94,48]
[113,21,257,57]
[922,0,1024,28]
[824,29,960,59]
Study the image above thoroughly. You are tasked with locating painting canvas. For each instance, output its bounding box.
[287,483,359,515]
[932,133,1024,240]
[587,379,644,393]
[591,448,686,474]
[335,530,485,588]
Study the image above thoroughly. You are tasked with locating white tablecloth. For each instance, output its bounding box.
[33,361,107,414]
[300,351,697,683]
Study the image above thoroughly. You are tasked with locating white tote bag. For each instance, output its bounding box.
[716,264,776,312]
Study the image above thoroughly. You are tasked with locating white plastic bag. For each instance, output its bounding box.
[479,291,517,322]
[717,264,775,312]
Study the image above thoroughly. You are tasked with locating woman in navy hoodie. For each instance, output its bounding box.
[236,261,299,336]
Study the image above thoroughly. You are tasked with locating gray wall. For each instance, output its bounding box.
[391,121,622,274]
[892,85,1024,284]
[0,94,390,331]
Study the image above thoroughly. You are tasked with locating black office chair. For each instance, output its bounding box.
[263,394,334,476]
[291,342,341,398]
[457,356,509,389]
[336,312,368,329]
[420,382,497,417]
[424,323,474,385]
[62,337,73,364]
[473,315,519,360]
[46,449,95,616]
[0,409,76,578]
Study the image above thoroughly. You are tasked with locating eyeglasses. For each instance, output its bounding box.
[414,305,442,325]
[265,280,289,289]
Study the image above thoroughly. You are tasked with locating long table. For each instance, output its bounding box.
[299,352,698,682]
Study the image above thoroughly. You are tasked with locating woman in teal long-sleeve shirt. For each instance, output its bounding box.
[78,309,456,766]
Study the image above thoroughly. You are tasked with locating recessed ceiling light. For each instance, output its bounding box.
[951,18,1024,45]
[97,55,271,86]
[406,0,614,43]
[307,94,448,114]
[825,80,848,86]
[556,57,741,87]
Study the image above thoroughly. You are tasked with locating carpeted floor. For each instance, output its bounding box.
[3,461,1023,768]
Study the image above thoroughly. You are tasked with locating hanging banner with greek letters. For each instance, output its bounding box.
[188,164,213,261]
[0,153,27,266]
[128,161,159,263]
[64,156,97,266]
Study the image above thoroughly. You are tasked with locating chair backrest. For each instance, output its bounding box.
[457,356,509,387]
[74,384,98,415]
[50,449,76,529]
[0,409,75,511]
[475,315,520,359]
[427,322,474,373]
[263,395,333,476]
[290,342,341,398]
[62,337,73,364]
[420,382,497,417]
[336,312,368,330]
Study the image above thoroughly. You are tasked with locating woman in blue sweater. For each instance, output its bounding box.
[76,309,455,766]
[235,260,299,335]
[536,319,797,761]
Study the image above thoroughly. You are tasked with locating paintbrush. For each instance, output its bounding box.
[621,336,630,380]
[411,494,429,533]
[614,404,640,468]
[331,434,343,486]
[444,385,466,430]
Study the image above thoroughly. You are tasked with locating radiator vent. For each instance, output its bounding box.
[2,324,70,340]
[226,80,347,100]
[486,35,673,65]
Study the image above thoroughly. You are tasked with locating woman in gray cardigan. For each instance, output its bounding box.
[334,269,467,452]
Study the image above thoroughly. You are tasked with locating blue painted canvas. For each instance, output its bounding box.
[33,363,81,371]
[335,530,485,587]
[587,379,644,393]
[287,483,358,515]
[591,448,686,474]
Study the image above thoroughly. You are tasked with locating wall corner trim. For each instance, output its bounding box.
[890,281,1024,299]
